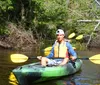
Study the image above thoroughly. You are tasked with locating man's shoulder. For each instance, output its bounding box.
[65,41,72,48]
[65,41,70,45]
[64,39,71,42]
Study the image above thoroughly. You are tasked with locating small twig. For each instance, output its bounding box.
[86,21,100,47]
[95,0,100,6]
[77,20,100,22]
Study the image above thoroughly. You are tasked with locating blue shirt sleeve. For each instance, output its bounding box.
[66,42,77,58]
[46,45,54,58]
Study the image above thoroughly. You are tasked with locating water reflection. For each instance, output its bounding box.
[9,72,18,85]
[64,81,75,85]
[56,80,76,85]
[55,76,100,85]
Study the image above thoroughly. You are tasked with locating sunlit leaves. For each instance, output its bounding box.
[32,0,68,22]
[8,6,14,10]
[0,0,13,11]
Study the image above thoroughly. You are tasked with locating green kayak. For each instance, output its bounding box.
[12,59,82,85]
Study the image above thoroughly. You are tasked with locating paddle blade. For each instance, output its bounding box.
[89,54,100,64]
[76,35,83,40]
[44,46,52,52]
[10,54,28,63]
[68,33,76,39]
[44,51,50,56]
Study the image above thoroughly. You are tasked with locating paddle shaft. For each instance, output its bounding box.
[30,57,100,60]
[29,57,64,59]
[29,57,89,60]
[78,58,89,60]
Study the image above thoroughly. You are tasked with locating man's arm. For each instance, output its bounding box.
[37,45,54,60]
[46,46,54,58]
[66,42,77,59]
[59,57,69,65]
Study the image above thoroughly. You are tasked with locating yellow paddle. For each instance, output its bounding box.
[75,34,83,40]
[44,46,52,52]
[68,33,76,39]
[10,54,29,63]
[10,54,100,64]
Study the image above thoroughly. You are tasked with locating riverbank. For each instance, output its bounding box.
[0,23,38,51]
[0,23,100,51]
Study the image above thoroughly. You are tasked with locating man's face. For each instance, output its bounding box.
[56,34,64,42]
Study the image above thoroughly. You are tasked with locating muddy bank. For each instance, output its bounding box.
[89,33,100,48]
[0,23,38,51]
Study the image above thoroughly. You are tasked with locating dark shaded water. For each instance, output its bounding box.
[0,48,100,85]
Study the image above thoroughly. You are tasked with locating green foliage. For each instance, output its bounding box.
[8,6,14,10]
[34,0,68,21]
[0,0,13,11]
[66,0,100,36]
[0,0,100,49]
[0,0,14,24]
[31,0,68,39]
[0,26,9,35]
[76,23,95,34]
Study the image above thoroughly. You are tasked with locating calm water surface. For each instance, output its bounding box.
[0,48,100,85]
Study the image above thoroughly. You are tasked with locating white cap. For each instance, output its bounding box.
[56,29,65,35]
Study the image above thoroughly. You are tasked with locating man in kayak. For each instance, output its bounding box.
[37,29,77,66]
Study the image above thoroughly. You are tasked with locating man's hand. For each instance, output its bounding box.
[71,57,76,61]
[37,56,42,60]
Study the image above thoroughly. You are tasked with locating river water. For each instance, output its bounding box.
[0,48,100,85]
